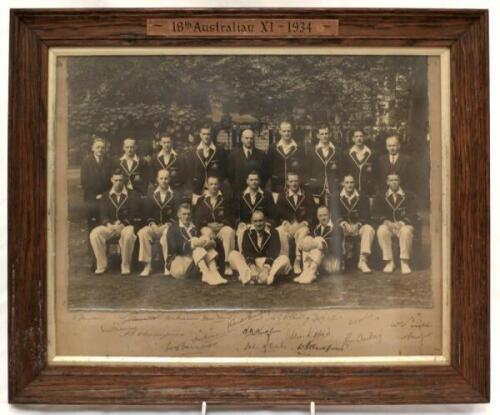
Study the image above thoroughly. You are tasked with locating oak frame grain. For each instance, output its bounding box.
[8,8,490,406]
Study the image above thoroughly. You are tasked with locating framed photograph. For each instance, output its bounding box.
[8,8,489,406]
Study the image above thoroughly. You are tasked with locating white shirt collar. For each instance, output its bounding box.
[243,186,264,196]
[340,188,360,199]
[277,138,297,150]
[203,190,223,198]
[350,144,371,155]
[316,142,335,150]
[320,219,334,229]
[197,141,216,151]
[158,148,177,157]
[154,186,173,194]
[110,187,128,197]
[386,187,405,197]
[179,221,195,231]
[249,224,271,234]
[120,154,139,162]
[287,188,303,197]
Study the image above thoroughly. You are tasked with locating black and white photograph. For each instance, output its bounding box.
[53,50,441,312]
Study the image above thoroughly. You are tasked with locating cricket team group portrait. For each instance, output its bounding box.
[62,53,435,310]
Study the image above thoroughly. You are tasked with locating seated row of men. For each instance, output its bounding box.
[88,167,417,285]
[81,122,414,222]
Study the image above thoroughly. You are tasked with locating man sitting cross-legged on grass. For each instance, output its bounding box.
[166,203,227,285]
[228,210,292,285]
[295,205,343,284]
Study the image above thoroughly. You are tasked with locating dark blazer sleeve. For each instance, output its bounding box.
[359,195,372,225]
[241,230,257,265]
[166,226,182,260]
[99,195,112,226]
[401,192,418,225]
[304,192,317,226]
[265,230,281,265]
[80,157,90,194]
[372,193,387,225]
[221,194,234,227]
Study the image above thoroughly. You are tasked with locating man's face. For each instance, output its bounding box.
[386,137,400,155]
[287,174,300,192]
[123,140,136,157]
[387,175,400,191]
[317,208,330,226]
[160,136,172,153]
[200,128,212,145]
[206,177,219,194]
[279,123,292,141]
[92,141,105,157]
[241,130,254,149]
[317,128,330,145]
[352,131,365,146]
[246,174,260,190]
[178,208,192,225]
[251,212,265,232]
[111,174,124,192]
[157,170,170,189]
[342,176,356,193]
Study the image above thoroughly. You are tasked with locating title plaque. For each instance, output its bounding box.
[147,18,339,37]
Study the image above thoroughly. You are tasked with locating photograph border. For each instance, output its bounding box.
[8,8,489,405]
[46,46,451,367]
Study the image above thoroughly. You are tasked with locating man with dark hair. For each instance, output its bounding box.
[233,171,275,250]
[275,171,316,274]
[184,124,227,202]
[268,121,305,202]
[377,134,413,192]
[342,129,376,196]
[334,174,375,273]
[80,137,113,230]
[137,169,180,277]
[149,134,186,191]
[166,203,227,285]
[373,173,417,274]
[193,175,235,276]
[227,128,269,192]
[89,169,142,275]
[295,205,343,284]
[228,210,291,285]
[114,137,150,196]
[306,125,342,204]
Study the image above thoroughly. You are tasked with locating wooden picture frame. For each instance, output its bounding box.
[8,8,489,406]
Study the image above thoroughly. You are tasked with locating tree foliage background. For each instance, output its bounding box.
[67,54,429,161]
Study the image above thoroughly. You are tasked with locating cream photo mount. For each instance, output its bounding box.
[46,46,451,367]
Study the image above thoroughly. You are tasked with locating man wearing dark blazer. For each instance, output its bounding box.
[306,125,342,204]
[227,128,269,193]
[373,173,418,274]
[137,169,181,277]
[89,170,142,275]
[267,121,305,201]
[295,206,343,284]
[80,137,113,229]
[342,129,376,196]
[228,210,292,285]
[233,171,275,250]
[184,125,227,201]
[376,134,413,192]
[166,203,227,285]
[333,174,375,273]
[114,138,150,196]
[275,172,316,274]
[149,134,186,191]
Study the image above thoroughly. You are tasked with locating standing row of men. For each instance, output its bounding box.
[81,122,418,284]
